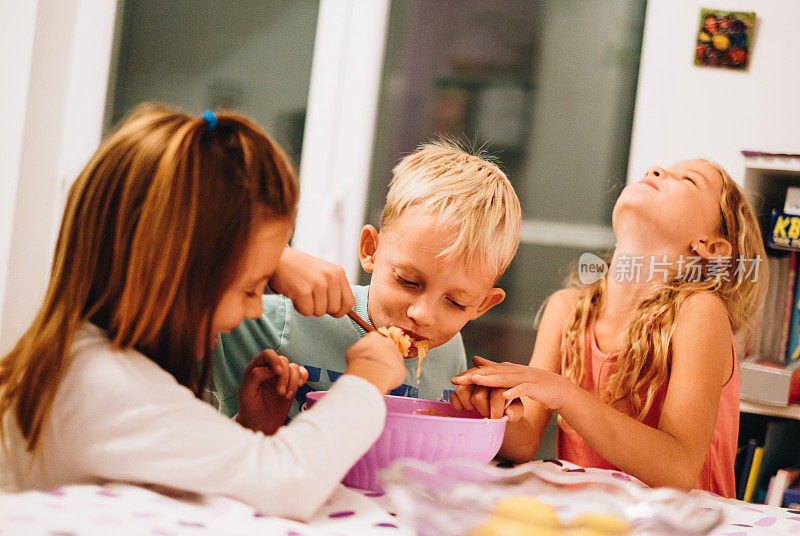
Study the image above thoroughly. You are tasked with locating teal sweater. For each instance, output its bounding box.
[212,285,467,418]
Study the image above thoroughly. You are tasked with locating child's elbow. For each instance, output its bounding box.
[273,482,332,521]
[652,465,700,493]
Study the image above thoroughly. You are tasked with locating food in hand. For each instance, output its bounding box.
[377,326,431,377]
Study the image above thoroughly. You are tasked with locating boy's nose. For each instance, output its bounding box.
[407,298,435,327]
[645,165,666,179]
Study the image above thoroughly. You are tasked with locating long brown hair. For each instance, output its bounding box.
[559,161,767,419]
[0,104,298,451]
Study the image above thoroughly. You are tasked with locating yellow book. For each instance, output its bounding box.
[744,446,765,502]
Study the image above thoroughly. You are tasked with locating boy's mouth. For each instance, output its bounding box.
[401,329,425,342]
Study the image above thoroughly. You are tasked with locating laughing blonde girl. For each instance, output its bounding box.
[452,159,766,497]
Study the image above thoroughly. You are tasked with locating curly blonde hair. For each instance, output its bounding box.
[559,161,767,419]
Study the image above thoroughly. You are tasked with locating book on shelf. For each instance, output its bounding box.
[743,446,764,502]
[737,439,758,501]
[787,257,800,364]
[756,254,795,365]
[753,420,800,502]
[769,210,800,252]
[766,467,800,506]
[783,486,800,509]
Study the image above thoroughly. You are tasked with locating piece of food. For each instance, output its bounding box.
[412,339,431,378]
[570,513,628,535]
[493,497,559,528]
[377,326,412,357]
[466,516,559,536]
[377,326,431,377]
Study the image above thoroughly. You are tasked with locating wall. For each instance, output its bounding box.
[0,0,117,354]
[628,0,800,185]
[0,2,40,341]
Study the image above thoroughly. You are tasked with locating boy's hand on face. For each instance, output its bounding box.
[237,349,308,436]
[268,247,355,317]
[345,332,405,395]
[450,356,524,420]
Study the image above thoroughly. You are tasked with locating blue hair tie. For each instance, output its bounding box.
[201,110,217,130]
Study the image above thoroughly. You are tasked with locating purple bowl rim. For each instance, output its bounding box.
[305,390,508,424]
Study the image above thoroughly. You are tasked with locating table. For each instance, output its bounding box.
[2,461,799,535]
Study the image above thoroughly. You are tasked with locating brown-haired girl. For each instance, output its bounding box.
[0,105,405,519]
[452,159,767,498]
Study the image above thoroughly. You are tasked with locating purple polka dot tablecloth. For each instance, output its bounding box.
[0,461,799,535]
[0,483,412,536]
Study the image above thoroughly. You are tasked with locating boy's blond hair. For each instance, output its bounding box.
[380,141,521,282]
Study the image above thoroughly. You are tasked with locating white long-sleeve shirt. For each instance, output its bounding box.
[0,323,386,520]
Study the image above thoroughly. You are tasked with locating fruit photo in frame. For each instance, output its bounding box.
[695,8,755,70]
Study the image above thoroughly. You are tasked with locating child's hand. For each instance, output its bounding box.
[237,349,308,436]
[345,332,405,395]
[449,357,524,420]
[268,247,355,317]
[451,357,569,412]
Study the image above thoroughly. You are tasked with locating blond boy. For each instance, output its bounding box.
[213,141,521,418]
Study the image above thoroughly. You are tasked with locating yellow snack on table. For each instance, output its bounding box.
[466,516,560,536]
[493,496,559,528]
[570,513,629,535]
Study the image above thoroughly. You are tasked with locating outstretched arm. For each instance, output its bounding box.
[455,292,733,490]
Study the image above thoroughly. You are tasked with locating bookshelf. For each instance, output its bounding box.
[740,400,800,420]
[737,153,800,506]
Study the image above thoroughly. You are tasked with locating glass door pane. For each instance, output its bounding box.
[363,0,647,458]
[106,0,321,166]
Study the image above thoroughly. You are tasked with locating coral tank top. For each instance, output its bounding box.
[557,324,739,497]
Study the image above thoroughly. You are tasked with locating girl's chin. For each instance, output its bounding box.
[210,335,219,348]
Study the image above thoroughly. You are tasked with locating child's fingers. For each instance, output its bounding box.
[311,287,328,317]
[470,386,492,417]
[276,355,291,396]
[285,364,302,399]
[325,284,342,318]
[470,373,526,388]
[489,388,508,419]
[292,292,314,317]
[504,399,525,422]
[299,365,309,384]
[451,372,476,384]
[244,365,275,387]
[449,392,463,411]
[472,355,495,367]
[337,285,356,318]
[451,385,476,412]
[502,384,536,400]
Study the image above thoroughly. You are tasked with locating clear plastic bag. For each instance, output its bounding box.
[382,459,723,535]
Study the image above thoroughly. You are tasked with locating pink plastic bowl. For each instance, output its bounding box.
[304,392,507,491]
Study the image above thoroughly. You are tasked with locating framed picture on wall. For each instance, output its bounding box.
[695,8,755,70]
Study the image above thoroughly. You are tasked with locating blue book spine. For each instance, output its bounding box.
[787,269,800,364]
[783,487,800,509]
[737,439,758,501]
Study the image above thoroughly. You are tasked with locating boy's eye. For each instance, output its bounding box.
[396,275,420,289]
[447,298,467,311]
[684,176,697,185]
